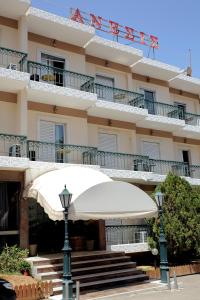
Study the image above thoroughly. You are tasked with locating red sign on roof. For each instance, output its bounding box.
[70,8,159,49]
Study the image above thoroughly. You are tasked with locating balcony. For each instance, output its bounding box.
[1,137,200,181]
[81,82,144,105]
[0,133,27,157]
[0,46,29,91]
[0,46,27,72]
[27,61,94,91]
[27,61,97,109]
[82,149,200,179]
[27,140,96,164]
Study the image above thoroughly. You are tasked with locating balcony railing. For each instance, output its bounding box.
[27,140,96,164]
[0,133,27,157]
[81,82,144,105]
[132,98,187,120]
[83,150,150,170]
[184,112,200,126]
[106,225,148,245]
[0,46,27,72]
[1,136,200,180]
[27,61,94,90]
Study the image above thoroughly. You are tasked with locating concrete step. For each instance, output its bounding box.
[31,251,124,266]
[39,261,137,280]
[50,268,144,287]
[53,274,149,295]
[36,256,131,273]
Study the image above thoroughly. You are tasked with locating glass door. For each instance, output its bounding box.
[41,53,65,86]
[0,182,20,249]
[39,121,65,163]
[143,90,155,114]
[95,74,114,101]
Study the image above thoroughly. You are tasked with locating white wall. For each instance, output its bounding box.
[88,124,134,153]
[28,41,86,74]
[0,101,17,134]
[28,111,88,145]
[0,25,18,50]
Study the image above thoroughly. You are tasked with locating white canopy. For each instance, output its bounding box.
[26,166,157,221]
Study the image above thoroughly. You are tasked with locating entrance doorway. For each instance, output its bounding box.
[0,182,21,249]
[29,199,100,253]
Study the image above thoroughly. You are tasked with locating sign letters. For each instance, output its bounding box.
[70,8,159,49]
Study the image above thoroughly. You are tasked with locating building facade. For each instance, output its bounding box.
[1,0,200,253]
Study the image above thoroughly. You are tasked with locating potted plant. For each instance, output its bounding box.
[18,260,32,276]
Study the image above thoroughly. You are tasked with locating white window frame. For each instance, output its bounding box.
[37,115,69,143]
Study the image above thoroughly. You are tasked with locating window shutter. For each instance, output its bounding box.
[143,142,160,159]
[40,120,55,143]
[98,133,117,152]
[96,75,114,87]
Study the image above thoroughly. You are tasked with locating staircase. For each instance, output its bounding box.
[30,251,149,296]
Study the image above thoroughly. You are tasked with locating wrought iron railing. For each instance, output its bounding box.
[81,81,144,105]
[0,133,27,157]
[0,46,27,71]
[27,140,96,164]
[106,225,149,245]
[184,112,200,126]
[132,98,186,119]
[149,159,192,177]
[83,150,150,170]
[27,61,94,90]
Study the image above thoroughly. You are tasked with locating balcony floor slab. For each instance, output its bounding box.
[27,81,97,110]
[137,114,185,132]
[88,100,148,123]
[0,67,30,92]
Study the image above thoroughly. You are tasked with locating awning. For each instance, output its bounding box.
[26,166,157,221]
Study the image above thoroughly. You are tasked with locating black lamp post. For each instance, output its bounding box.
[155,191,169,283]
[59,185,73,300]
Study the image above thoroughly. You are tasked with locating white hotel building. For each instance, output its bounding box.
[1,0,200,267]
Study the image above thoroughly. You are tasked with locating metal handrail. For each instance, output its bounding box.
[27,60,94,90]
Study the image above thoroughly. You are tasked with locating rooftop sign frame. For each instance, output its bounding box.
[70,8,159,49]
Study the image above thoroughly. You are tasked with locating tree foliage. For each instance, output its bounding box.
[148,173,200,260]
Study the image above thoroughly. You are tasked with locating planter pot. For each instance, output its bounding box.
[86,240,94,251]
[29,244,38,257]
[21,270,30,276]
[70,236,84,251]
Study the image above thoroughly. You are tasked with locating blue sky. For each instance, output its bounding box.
[32,0,200,77]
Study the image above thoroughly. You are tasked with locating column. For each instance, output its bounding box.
[127,73,133,91]
[17,89,28,136]
[18,16,28,53]
[98,220,106,250]
[19,197,29,249]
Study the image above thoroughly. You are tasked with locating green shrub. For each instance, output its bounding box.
[0,245,29,274]
[18,260,32,274]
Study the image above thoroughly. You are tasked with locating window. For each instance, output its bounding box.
[98,133,117,152]
[142,141,160,159]
[41,53,65,87]
[39,120,65,163]
[95,74,114,100]
[141,89,156,114]
[98,132,118,168]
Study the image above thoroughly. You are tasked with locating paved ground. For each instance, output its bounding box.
[50,274,200,300]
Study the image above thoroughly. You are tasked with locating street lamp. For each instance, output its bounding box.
[59,185,73,300]
[155,191,169,283]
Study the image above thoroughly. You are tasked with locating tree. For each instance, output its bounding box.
[148,173,200,261]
